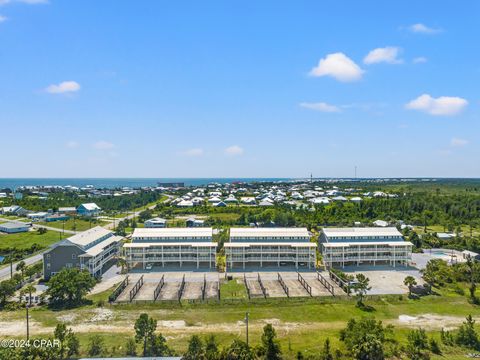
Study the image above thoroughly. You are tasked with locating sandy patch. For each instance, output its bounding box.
[88,308,114,322]
[57,313,77,323]
[394,314,477,330]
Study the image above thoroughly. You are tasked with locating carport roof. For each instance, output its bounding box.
[230,227,309,238]
[225,242,317,247]
[323,241,413,247]
[124,242,216,248]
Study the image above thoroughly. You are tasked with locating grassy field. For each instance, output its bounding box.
[38,218,110,232]
[0,230,60,250]
[220,279,248,300]
[2,285,480,358]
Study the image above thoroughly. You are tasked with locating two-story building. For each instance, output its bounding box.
[123,228,216,269]
[320,227,413,268]
[224,228,317,270]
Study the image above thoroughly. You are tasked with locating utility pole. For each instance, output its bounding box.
[26,304,30,341]
[245,312,249,346]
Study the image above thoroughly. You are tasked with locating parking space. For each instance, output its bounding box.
[341,265,423,295]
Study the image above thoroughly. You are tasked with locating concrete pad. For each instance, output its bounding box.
[262,280,287,298]
[283,279,310,297]
[135,281,157,301]
[245,279,264,298]
[182,281,203,300]
[159,282,181,301]
[205,281,219,299]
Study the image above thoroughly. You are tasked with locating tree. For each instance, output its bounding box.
[351,334,384,360]
[54,323,79,359]
[205,335,219,360]
[16,261,26,279]
[126,338,137,356]
[340,318,391,359]
[0,279,16,305]
[183,335,205,360]
[149,333,172,357]
[403,276,417,297]
[320,338,333,360]
[134,313,157,356]
[261,324,281,360]
[46,268,96,306]
[20,284,36,305]
[352,274,371,307]
[88,334,105,357]
[456,315,479,350]
[465,257,478,303]
[220,339,255,360]
[406,329,429,360]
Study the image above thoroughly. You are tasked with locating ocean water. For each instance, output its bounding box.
[0,178,292,190]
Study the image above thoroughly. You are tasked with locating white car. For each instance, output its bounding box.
[145,263,153,270]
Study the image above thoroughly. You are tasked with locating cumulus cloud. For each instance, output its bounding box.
[309,52,364,82]
[92,141,115,150]
[364,47,403,65]
[299,102,341,113]
[65,141,79,149]
[0,15,7,22]
[413,57,428,64]
[45,81,80,94]
[450,137,469,147]
[405,94,468,116]
[408,23,442,34]
[183,148,204,157]
[224,145,244,156]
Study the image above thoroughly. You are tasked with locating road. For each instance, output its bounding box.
[0,253,44,281]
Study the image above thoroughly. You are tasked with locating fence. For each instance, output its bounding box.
[129,275,144,302]
[177,274,186,301]
[244,274,251,299]
[328,270,349,295]
[297,272,312,296]
[277,273,289,297]
[257,273,267,298]
[317,272,336,296]
[109,275,129,303]
[153,275,165,301]
[201,274,207,301]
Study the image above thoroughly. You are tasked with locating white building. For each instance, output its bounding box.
[0,221,30,233]
[320,227,413,268]
[144,217,167,228]
[225,228,317,270]
[123,228,216,269]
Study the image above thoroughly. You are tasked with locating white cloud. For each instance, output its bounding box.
[300,102,341,113]
[450,137,469,147]
[0,15,7,22]
[408,23,441,34]
[309,52,364,82]
[0,0,48,4]
[93,141,115,150]
[364,47,403,65]
[45,81,80,94]
[405,94,468,116]
[183,148,204,157]
[224,145,244,156]
[413,57,428,64]
[65,141,79,149]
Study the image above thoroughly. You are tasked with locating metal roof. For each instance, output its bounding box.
[124,242,216,248]
[0,221,30,229]
[322,241,413,247]
[225,242,316,248]
[67,226,113,247]
[82,235,123,257]
[230,227,309,238]
[322,227,402,238]
[132,227,213,238]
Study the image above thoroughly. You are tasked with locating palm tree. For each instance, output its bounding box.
[116,256,128,274]
[404,276,417,297]
[16,260,26,280]
[21,284,37,305]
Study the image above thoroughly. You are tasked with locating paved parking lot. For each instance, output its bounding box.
[341,265,423,295]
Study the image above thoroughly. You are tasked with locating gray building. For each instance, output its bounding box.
[43,226,123,280]
[0,221,30,233]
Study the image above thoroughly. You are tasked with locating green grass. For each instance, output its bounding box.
[2,288,480,359]
[0,230,60,250]
[220,279,248,300]
[38,218,109,232]
[208,213,241,222]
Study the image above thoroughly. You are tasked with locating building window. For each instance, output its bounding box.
[72,254,77,260]
[46,254,51,259]
[46,263,51,269]
[66,263,73,268]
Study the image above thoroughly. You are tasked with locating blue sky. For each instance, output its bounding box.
[0,0,479,178]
